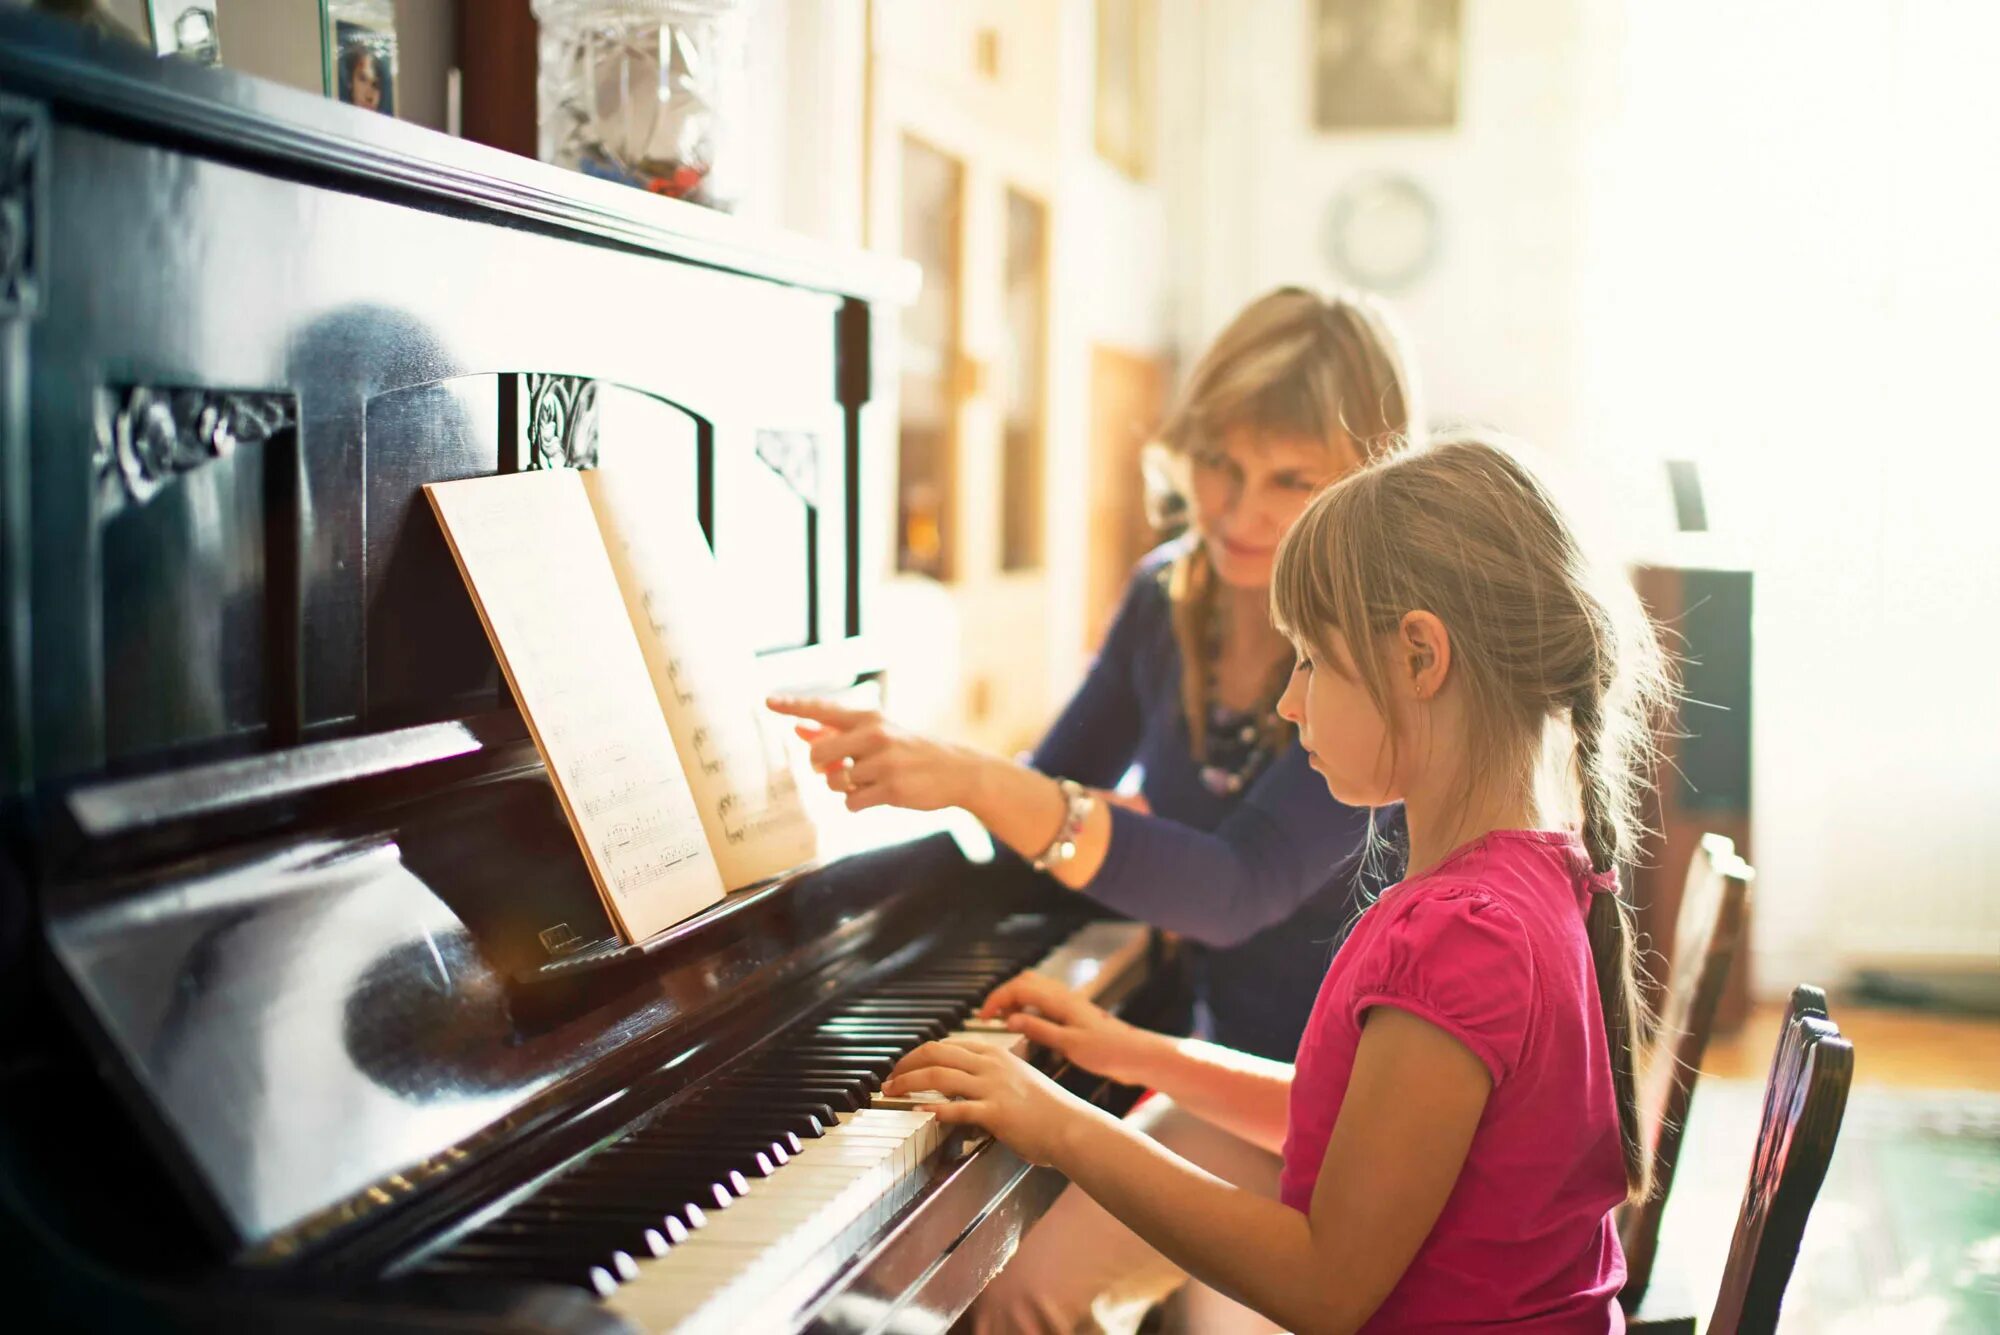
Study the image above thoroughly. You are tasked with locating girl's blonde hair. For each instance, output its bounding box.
[1270,434,1672,1204]
[1147,286,1422,756]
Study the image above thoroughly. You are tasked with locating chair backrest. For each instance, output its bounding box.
[1706,1001,1854,1335]
[1620,835,1755,1304]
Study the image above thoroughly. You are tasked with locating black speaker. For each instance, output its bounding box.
[1633,562,1754,1030]
[1675,568,1753,813]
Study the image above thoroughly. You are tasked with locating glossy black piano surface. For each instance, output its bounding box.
[0,12,1181,1331]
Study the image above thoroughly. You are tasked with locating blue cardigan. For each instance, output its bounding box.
[1031,542,1404,1062]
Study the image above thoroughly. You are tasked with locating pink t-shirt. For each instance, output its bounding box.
[1280,830,1629,1333]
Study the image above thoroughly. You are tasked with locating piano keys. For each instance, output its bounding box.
[410,928,1143,1332]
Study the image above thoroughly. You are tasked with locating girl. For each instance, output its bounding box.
[884,435,1666,1333]
[771,290,1418,1328]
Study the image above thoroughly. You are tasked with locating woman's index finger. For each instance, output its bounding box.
[766,695,873,729]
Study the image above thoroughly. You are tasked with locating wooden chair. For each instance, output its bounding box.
[1621,834,1755,1307]
[1703,988,1853,1335]
[1705,1002,1853,1332]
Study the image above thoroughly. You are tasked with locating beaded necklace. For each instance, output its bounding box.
[1196,592,1291,797]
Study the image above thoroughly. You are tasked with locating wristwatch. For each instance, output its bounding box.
[1030,778,1096,873]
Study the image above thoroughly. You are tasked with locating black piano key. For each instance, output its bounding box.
[452,1242,642,1286]
[832,1001,967,1021]
[813,1022,939,1045]
[724,1070,880,1101]
[775,1044,903,1069]
[569,1156,755,1197]
[715,1078,863,1113]
[777,1041,905,1059]
[540,1173,739,1214]
[547,1160,747,1199]
[503,1202,697,1245]
[733,1062,883,1088]
[470,1219,671,1259]
[606,1141,779,1177]
[630,1128,799,1160]
[656,1104,827,1140]
[418,1256,621,1299]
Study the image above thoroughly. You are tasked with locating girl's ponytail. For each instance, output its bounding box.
[1574,686,1654,1204]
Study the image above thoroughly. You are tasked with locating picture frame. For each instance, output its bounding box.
[1094,0,1156,181]
[146,0,221,65]
[1311,0,1461,132]
[325,0,398,118]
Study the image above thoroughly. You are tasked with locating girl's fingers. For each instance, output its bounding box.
[890,1040,988,1080]
[981,972,1079,1021]
[1006,1013,1071,1052]
[927,1099,991,1127]
[881,1066,984,1100]
[766,696,875,729]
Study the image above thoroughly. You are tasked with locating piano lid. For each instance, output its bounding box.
[41,725,979,1263]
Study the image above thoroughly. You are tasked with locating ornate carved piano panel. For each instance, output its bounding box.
[0,11,1177,1332]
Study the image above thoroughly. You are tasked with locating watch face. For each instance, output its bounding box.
[1325,173,1441,293]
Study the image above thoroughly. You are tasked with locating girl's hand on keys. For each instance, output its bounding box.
[882,1040,1099,1168]
[978,972,1167,1088]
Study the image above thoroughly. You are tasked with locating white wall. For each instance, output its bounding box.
[1186,0,2000,994]
[1173,0,1594,457]
[1573,1,2000,992]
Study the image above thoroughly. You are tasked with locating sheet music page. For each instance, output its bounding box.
[581,462,820,891]
[426,471,724,942]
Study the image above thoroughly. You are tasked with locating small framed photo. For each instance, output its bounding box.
[1095,0,1157,182]
[326,0,398,118]
[1312,0,1461,132]
[147,1,222,65]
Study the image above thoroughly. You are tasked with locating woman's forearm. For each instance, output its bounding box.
[1053,1108,1357,1334]
[1127,1033,1295,1154]
[959,754,1113,889]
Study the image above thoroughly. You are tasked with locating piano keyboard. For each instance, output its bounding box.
[413,918,1151,1331]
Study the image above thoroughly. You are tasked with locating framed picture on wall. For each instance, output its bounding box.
[1094,0,1156,181]
[146,0,221,64]
[1311,0,1461,131]
[326,0,398,117]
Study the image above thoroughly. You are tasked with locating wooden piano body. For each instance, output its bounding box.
[0,12,1175,1330]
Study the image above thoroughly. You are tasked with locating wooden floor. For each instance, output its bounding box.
[1701,999,2000,1091]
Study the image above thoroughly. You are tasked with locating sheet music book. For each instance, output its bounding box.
[425,464,819,943]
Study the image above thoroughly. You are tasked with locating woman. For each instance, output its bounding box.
[770,287,1418,1333]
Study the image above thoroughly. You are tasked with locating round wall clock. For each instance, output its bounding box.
[1323,173,1441,294]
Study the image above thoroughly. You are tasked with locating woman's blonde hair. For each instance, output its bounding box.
[1270,434,1672,1204]
[1147,286,1422,757]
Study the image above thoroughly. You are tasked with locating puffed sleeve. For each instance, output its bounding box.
[1349,888,1537,1087]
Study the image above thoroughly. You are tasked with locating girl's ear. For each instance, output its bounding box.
[1398,611,1451,701]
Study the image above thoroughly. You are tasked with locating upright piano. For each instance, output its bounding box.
[0,13,1177,1330]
